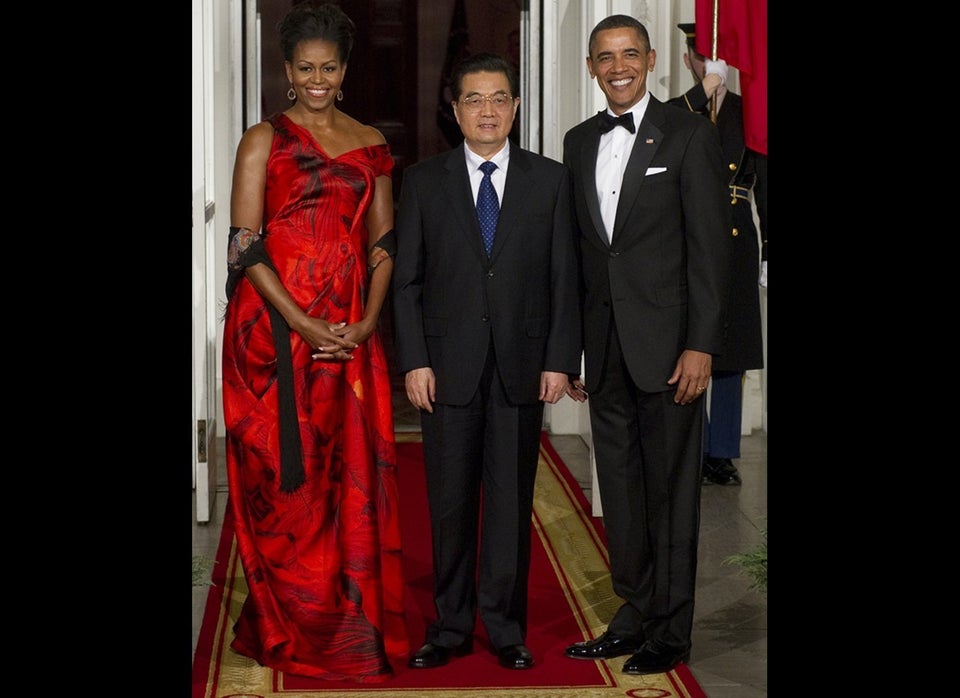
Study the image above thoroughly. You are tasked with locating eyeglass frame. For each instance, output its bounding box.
[454,91,518,112]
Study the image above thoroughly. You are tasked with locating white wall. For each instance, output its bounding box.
[193,0,240,519]
[196,0,244,442]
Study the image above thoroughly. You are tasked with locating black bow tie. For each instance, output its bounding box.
[598,110,635,134]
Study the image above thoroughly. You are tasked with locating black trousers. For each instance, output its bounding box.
[588,325,704,651]
[420,340,544,651]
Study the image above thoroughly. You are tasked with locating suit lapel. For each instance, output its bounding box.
[613,99,666,242]
[440,146,487,260]
[579,117,607,248]
[492,148,532,260]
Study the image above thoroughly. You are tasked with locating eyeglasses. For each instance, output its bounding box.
[457,93,516,112]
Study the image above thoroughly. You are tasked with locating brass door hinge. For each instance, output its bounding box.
[197,419,207,462]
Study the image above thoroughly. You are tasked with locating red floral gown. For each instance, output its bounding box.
[221,112,408,681]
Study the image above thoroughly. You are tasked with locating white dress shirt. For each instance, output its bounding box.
[466,141,510,206]
[595,92,650,243]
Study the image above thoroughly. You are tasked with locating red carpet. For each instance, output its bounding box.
[193,432,706,697]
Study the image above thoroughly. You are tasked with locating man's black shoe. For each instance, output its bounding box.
[565,630,644,660]
[621,642,690,675]
[702,457,742,486]
[407,638,473,669]
[497,643,534,669]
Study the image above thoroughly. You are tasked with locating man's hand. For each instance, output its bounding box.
[667,350,712,405]
[539,371,570,404]
[404,367,436,413]
[705,59,728,86]
[565,376,589,403]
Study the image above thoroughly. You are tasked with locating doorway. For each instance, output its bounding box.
[253,0,523,195]
[249,0,524,402]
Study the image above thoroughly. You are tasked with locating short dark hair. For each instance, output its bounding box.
[278,1,356,64]
[450,52,519,102]
[588,15,651,57]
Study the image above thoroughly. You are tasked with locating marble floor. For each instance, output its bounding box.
[193,394,767,697]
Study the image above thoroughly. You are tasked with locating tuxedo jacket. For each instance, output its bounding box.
[392,143,582,406]
[562,96,732,393]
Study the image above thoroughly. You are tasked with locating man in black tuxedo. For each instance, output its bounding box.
[561,15,731,675]
[392,52,581,671]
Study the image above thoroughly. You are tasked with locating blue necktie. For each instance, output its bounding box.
[476,161,499,256]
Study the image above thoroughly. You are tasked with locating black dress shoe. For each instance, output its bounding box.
[621,642,691,675]
[702,457,742,486]
[565,630,645,660]
[497,643,534,669]
[407,638,473,669]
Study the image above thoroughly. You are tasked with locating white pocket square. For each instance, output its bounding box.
[645,166,667,175]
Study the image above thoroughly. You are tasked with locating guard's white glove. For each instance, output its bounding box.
[705,59,728,86]
[758,260,767,288]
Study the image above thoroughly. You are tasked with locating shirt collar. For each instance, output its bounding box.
[465,140,510,173]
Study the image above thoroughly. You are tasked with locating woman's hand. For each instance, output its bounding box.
[305,316,378,361]
[296,318,358,361]
[335,316,376,347]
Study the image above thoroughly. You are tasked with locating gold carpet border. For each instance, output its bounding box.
[198,433,700,698]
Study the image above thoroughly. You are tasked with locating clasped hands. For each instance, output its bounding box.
[304,317,374,361]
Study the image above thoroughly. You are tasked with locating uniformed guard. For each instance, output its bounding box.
[671,22,767,486]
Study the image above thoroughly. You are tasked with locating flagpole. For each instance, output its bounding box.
[709,0,719,123]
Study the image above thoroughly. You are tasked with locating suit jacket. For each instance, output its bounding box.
[392,143,582,406]
[669,86,765,371]
[563,96,732,393]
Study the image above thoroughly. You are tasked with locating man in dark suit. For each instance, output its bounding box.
[561,15,731,675]
[671,22,767,487]
[392,52,581,672]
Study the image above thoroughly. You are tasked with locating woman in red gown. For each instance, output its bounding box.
[221,1,407,682]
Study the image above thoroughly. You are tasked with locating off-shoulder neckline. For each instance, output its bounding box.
[274,113,387,160]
